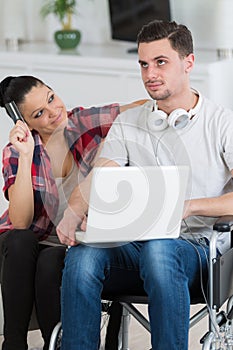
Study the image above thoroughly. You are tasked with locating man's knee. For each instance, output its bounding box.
[142,239,178,260]
[140,239,182,282]
[64,245,109,278]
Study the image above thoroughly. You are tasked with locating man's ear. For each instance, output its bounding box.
[184,53,195,73]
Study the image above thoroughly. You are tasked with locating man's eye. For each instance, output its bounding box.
[157,60,166,66]
[140,62,148,68]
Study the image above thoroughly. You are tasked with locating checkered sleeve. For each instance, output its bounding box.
[69,103,120,176]
[2,144,19,200]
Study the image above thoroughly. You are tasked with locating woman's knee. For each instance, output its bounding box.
[36,246,66,283]
[2,229,38,256]
[0,230,39,284]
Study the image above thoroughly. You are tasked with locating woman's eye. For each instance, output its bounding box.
[48,94,54,103]
[35,110,43,119]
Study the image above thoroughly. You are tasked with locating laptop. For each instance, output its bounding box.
[75,166,189,244]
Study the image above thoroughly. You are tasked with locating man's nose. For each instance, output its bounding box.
[146,66,158,81]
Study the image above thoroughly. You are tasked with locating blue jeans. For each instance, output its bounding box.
[61,238,209,350]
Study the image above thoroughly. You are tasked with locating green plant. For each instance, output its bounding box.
[40,0,77,30]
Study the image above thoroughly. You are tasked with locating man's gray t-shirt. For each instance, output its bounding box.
[100,96,233,253]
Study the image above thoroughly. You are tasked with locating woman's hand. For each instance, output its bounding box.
[120,99,149,113]
[9,120,34,157]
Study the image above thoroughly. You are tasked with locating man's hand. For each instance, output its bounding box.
[57,206,85,246]
[183,200,192,219]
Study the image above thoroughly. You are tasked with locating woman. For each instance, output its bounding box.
[0,75,145,350]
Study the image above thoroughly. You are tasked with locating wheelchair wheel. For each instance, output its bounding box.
[48,321,62,350]
[202,330,233,350]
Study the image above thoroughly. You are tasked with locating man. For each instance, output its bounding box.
[57,20,233,350]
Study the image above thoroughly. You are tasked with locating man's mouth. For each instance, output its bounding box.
[146,81,163,90]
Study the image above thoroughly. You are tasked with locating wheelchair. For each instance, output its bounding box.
[48,216,233,350]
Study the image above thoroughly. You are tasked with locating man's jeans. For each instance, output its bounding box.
[61,238,209,350]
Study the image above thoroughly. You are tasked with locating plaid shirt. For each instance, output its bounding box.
[0,103,120,240]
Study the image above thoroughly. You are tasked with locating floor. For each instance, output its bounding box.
[0,304,208,349]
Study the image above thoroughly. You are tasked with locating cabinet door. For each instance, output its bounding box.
[0,67,29,81]
[34,68,147,108]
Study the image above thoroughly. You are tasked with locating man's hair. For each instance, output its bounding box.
[137,20,193,58]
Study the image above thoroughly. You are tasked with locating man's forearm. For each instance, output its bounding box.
[185,192,233,219]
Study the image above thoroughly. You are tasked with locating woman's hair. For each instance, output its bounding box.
[0,75,46,112]
[137,20,193,58]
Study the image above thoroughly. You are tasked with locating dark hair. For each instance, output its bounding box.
[137,20,193,58]
[0,75,46,112]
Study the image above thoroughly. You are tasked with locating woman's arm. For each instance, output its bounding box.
[7,121,35,228]
[119,99,148,113]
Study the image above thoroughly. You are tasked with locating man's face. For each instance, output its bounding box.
[138,38,194,102]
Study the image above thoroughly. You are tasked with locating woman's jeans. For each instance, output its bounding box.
[61,238,209,350]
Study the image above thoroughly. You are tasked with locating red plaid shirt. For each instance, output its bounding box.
[0,103,120,240]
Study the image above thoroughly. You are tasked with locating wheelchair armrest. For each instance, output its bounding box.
[213,216,233,232]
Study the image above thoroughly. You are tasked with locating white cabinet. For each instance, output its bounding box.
[0,43,148,108]
[0,43,232,108]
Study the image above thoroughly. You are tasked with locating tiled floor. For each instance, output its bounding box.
[0,304,208,349]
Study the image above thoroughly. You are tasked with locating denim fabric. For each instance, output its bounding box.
[61,238,209,350]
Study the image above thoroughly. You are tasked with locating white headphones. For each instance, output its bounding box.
[147,91,202,131]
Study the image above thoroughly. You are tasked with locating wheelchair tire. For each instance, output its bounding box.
[48,321,62,350]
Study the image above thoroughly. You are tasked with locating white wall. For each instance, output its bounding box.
[0,0,111,45]
[0,111,12,215]
[0,0,233,50]
[170,0,233,51]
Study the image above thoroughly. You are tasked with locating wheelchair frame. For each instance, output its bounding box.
[48,216,233,350]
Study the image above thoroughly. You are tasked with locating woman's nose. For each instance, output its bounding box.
[48,107,57,118]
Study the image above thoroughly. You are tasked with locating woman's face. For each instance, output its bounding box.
[19,83,67,141]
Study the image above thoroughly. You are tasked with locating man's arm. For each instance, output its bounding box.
[183,170,233,219]
[56,158,119,246]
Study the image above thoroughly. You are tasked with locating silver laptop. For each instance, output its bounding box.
[75,166,189,244]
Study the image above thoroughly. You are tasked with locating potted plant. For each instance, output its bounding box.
[40,0,81,50]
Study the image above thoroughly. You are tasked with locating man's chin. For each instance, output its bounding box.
[147,90,170,101]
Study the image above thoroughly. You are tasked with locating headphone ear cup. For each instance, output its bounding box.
[168,108,190,129]
[147,110,168,131]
